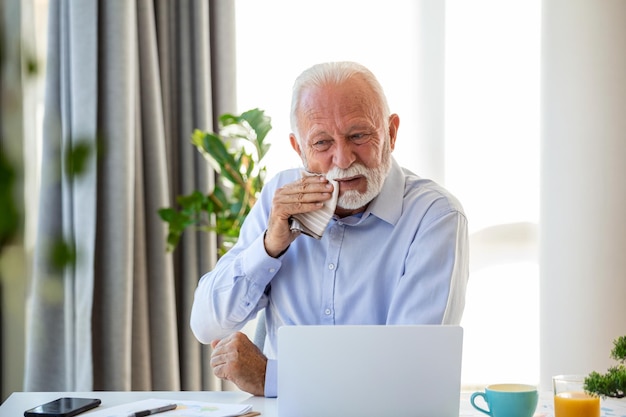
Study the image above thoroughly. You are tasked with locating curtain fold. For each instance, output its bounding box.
[25,0,236,392]
[24,0,99,391]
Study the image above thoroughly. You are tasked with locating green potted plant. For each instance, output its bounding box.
[159,108,272,255]
[584,335,626,399]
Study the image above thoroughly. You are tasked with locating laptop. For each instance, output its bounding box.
[277,325,463,417]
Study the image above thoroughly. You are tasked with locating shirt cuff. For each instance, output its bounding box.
[264,359,278,398]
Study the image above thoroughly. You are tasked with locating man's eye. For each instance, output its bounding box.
[312,140,332,150]
[350,133,370,144]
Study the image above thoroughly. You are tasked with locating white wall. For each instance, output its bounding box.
[540,0,626,390]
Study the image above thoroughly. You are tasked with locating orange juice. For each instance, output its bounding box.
[554,391,600,417]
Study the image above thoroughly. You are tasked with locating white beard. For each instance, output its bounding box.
[325,150,391,210]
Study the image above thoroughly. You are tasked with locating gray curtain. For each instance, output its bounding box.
[24,0,236,391]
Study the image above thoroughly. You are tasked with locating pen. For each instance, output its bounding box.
[127,403,177,417]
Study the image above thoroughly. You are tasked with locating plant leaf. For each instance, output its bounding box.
[192,130,245,186]
[241,108,272,144]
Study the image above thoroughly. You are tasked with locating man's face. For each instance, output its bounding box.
[290,77,399,213]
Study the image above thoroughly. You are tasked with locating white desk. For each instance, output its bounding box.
[1,391,274,416]
[3,390,625,416]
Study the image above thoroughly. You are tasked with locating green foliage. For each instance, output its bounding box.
[47,239,77,272]
[0,28,19,253]
[584,335,626,398]
[65,139,98,177]
[0,150,20,251]
[611,335,626,363]
[0,16,87,278]
[159,108,272,254]
[1,138,96,278]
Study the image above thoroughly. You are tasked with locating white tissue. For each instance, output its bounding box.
[289,172,339,239]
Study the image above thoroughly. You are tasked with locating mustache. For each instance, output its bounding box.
[325,164,369,181]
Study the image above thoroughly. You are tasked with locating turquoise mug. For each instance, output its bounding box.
[470,383,539,417]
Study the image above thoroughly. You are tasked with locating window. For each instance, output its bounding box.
[445,0,540,386]
[234,0,422,179]
[235,0,540,387]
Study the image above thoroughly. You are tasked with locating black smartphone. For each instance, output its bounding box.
[24,397,101,417]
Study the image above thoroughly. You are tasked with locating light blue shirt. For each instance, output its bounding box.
[190,157,469,397]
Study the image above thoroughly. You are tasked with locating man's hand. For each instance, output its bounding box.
[210,332,267,396]
[264,175,334,257]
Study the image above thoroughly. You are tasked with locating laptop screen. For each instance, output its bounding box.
[277,325,463,417]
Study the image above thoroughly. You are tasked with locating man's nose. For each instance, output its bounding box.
[332,141,356,169]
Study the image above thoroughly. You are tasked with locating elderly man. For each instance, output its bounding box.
[190,61,469,397]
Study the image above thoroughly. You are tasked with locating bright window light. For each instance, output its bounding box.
[235,0,541,387]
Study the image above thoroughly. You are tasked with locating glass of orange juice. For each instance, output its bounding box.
[553,374,600,417]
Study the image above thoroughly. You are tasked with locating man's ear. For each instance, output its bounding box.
[290,133,302,156]
[388,114,400,151]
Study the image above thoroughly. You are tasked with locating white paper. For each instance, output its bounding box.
[85,398,253,417]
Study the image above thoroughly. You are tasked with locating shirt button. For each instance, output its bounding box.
[328,263,335,270]
[269,268,276,273]
[325,308,332,315]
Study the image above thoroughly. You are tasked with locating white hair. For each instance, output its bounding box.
[289,61,391,143]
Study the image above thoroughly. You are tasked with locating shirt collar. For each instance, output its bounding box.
[361,157,405,226]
